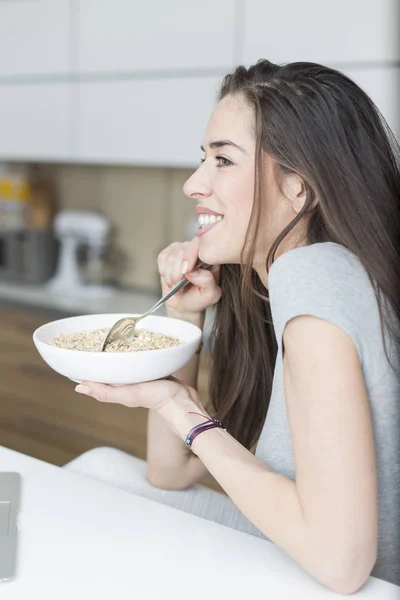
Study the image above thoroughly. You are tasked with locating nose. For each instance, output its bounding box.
[183,165,213,200]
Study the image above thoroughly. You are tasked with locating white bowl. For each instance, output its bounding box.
[33,313,202,385]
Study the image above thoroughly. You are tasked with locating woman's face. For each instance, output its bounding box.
[183,93,304,276]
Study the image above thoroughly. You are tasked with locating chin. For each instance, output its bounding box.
[198,246,238,267]
[198,248,216,266]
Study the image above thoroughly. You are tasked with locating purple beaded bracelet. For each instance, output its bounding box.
[185,411,224,450]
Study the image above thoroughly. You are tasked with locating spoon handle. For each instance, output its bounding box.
[101,262,213,351]
[142,261,211,319]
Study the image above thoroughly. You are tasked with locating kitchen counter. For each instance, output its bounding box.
[1,445,398,599]
[0,281,214,345]
[0,280,165,315]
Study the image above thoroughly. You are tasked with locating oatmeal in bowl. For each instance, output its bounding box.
[33,313,202,385]
[52,327,182,353]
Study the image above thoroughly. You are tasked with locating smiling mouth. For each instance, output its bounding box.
[198,214,223,229]
[196,213,224,238]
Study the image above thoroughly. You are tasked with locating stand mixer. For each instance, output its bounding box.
[47,210,113,298]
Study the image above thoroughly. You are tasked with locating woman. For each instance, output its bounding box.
[65,60,400,592]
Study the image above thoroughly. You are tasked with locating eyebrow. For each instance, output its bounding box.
[201,140,247,154]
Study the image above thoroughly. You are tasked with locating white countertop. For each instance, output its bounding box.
[0,281,214,345]
[0,280,165,315]
[0,446,398,600]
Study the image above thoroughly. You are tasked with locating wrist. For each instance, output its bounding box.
[157,388,208,441]
[167,309,205,329]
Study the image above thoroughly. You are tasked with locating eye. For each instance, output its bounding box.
[199,155,233,167]
[216,156,233,167]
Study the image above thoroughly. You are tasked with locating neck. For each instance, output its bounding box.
[253,235,306,289]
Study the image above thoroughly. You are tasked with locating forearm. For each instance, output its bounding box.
[146,409,203,488]
[157,394,362,591]
[146,310,206,486]
[159,394,306,541]
[168,308,205,388]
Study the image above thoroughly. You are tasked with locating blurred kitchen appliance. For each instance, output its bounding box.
[47,210,113,297]
[0,162,30,232]
[0,162,58,283]
[0,230,24,281]
[23,166,58,283]
[0,163,29,283]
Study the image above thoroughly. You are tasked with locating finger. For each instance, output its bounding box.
[158,252,171,288]
[75,381,141,406]
[157,252,167,277]
[157,245,172,277]
[159,273,169,295]
[184,269,222,304]
[158,243,181,285]
[75,379,188,411]
[164,252,178,287]
[181,237,200,274]
[166,245,188,287]
[170,249,186,284]
[185,267,216,288]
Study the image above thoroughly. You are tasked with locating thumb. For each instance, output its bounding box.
[184,268,222,304]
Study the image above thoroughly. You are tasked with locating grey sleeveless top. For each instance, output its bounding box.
[255,242,400,586]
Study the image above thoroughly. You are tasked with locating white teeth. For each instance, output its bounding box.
[198,213,224,228]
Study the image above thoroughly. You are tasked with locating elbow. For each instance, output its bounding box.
[146,467,191,491]
[314,545,377,595]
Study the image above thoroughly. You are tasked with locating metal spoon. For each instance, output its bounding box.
[100,262,211,351]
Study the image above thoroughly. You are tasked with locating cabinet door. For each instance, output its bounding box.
[0,0,70,77]
[242,0,399,66]
[77,77,221,166]
[78,0,236,72]
[0,84,71,161]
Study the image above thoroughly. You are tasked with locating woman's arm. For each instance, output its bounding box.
[157,315,378,594]
[147,239,221,490]
[147,338,210,489]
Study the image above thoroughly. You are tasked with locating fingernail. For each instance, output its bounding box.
[181,261,189,274]
[75,385,93,397]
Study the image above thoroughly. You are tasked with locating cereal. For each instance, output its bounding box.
[52,327,182,352]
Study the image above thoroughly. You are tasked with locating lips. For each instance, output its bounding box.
[196,206,224,217]
[196,214,224,238]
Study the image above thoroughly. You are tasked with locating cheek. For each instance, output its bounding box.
[231,179,255,226]
[227,204,252,239]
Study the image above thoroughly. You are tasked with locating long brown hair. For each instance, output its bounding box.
[208,60,400,450]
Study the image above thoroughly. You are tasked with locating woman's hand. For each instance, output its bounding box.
[157,236,221,325]
[74,377,198,413]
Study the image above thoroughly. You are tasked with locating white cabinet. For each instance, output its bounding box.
[0,1,397,165]
[77,0,236,72]
[77,77,221,166]
[0,0,70,77]
[242,0,399,66]
[0,84,71,160]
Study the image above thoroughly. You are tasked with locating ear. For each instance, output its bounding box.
[281,173,308,214]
